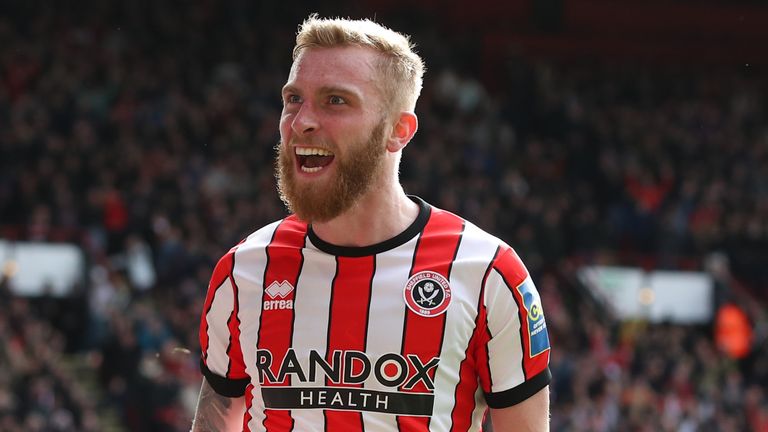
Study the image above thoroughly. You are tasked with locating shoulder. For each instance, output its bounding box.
[235,216,308,253]
[209,216,308,272]
[427,203,517,267]
[422,203,532,289]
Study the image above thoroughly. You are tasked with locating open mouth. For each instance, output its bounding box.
[296,147,335,173]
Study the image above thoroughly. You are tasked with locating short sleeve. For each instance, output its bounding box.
[475,247,551,408]
[199,249,250,397]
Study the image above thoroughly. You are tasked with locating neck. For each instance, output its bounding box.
[310,182,419,247]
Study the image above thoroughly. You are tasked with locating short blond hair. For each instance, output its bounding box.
[293,15,425,113]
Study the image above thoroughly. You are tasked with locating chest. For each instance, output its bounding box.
[234,249,485,390]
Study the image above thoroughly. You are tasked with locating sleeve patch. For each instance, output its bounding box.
[516,279,550,357]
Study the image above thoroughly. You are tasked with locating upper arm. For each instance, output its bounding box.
[489,386,550,432]
[477,247,551,408]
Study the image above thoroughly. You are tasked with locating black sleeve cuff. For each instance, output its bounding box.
[200,358,250,398]
[484,367,551,408]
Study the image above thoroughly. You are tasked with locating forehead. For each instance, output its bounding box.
[285,46,382,97]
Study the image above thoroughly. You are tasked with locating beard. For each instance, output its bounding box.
[275,122,388,223]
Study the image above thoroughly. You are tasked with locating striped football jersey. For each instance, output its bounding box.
[199,196,551,432]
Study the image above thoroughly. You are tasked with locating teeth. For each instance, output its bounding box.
[295,147,334,156]
[301,166,323,173]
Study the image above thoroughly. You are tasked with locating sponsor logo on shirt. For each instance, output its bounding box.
[255,348,439,415]
[403,271,451,317]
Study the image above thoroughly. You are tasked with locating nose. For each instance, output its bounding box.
[291,103,318,136]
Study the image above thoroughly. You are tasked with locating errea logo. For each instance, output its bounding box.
[264,280,294,310]
[266,280,294,298]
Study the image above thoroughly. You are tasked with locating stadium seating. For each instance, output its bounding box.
[1,1,766,430]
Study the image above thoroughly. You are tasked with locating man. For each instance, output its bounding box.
[192,15,550,432]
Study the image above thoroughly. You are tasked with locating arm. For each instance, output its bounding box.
[489,386,550,432]
[480,247,551,431]
[191,379,246,432]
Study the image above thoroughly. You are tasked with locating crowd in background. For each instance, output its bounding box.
[1,1,768,431]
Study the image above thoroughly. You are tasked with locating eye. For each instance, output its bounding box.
[284,94,302,104]
[328,95,346,105]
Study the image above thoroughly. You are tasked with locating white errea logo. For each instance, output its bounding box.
[264,280,294,310]
[266,280,294,298]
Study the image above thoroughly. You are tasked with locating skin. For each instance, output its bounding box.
[192,45,550,431]
[490,387,550,431]
[191,380,245,432]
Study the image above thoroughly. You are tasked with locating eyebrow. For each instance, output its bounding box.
[281,84,300,96]
[282,84,362,101]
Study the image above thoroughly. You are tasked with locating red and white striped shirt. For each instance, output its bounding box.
[200,197,550,432]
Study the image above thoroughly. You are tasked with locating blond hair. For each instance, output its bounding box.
[293,15,425,113]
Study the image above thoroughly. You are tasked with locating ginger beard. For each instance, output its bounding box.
[276,121,388,223]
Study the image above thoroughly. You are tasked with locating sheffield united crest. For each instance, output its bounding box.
[403,271,451,317]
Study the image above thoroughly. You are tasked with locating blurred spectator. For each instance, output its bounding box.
[1,1,767,431]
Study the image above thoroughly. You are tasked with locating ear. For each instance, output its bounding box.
[386,111,418,153]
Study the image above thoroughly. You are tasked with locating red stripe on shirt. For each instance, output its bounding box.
[226,249,245,378]
[398,209,464,431]
[450,246,500,431]
[259,216,308,432]
[243,383,254,432]
[474,300,494,396]
[324,256,375,431]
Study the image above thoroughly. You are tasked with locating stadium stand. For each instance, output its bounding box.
[1,1,767,431]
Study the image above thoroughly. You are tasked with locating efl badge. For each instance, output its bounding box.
[404,271,451,317]
[516,279,550,357]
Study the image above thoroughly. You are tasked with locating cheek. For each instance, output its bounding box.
[279,114,293,141]
[337,118,375,142]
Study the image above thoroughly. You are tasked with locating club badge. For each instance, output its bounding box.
[404,271,451,317]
